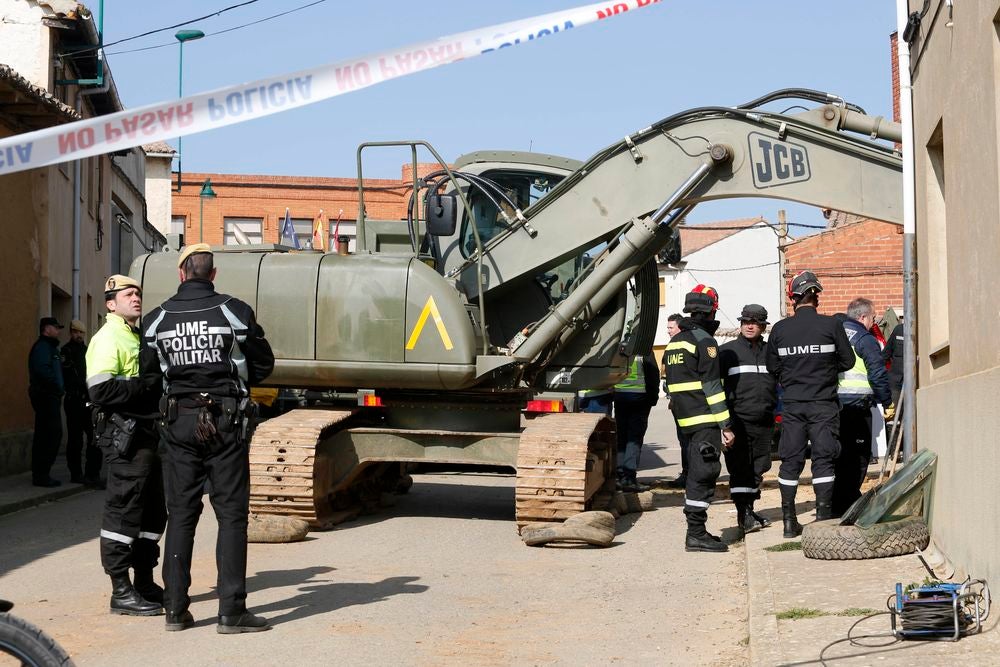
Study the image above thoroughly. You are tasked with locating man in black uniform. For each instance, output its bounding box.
[87,275,167,616]
[881,320,904,408]
[719,304,776,535]
[28,317,65,487]
[765,272,854,537]
[62,319,100,486]
[141,243,274,633]
[663,285,734,553]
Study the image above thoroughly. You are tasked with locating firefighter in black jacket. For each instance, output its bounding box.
[765,272,854,537]
[719,304,776,535]
[141,244,275,634]
[663,285,734,553]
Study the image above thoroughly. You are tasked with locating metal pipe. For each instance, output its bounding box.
[176,40,185,193]
[839,109,902,144]
[897,0,917,461]
[512,162,714,363]
[72,152,81,319]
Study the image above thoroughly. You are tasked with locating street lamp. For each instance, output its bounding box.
[199,178,216,243]
[174,29,205,192]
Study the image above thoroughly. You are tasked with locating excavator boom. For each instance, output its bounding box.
[444,95,902,298]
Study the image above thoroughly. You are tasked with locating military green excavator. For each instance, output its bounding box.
[132,89,903,531]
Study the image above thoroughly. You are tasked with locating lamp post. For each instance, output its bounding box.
[199,178,216,243]
[174,29,205,192]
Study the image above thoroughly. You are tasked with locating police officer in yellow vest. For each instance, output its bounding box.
[832,298,893,516]
[86,275,167,616]
[612,353,660,492]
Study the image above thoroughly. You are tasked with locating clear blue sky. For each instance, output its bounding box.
[101,0,898,229]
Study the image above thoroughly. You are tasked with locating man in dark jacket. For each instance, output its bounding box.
[719,304,776,534]
[881,320,904,407]
[765,272,855,537]
[833,299,893,516]
[663,285,734,553]
[28,316,65,487]
[62,319,99,486]
[141,243,275,634]
[613,352,660,491]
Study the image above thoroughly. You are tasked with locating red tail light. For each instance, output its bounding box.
[525,399,565,413]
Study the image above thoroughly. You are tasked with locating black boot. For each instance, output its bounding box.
[110,575,162,616]
[217,612,271,634]
[781,503,802,539]
[751,509,772,528]
[165,610,194,632]
[133,569,164,605]
[814,483,835,521]
[685,532,728,553]
[741,506,764,534]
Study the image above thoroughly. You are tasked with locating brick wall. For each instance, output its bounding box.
[890,31,900,124]
[782,219,903,317]
[172,169,423,246]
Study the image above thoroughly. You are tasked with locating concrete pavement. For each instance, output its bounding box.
[744,473,1000,665]
[3,406,998,665]
[0,454,94,517]
[0,404,749,666]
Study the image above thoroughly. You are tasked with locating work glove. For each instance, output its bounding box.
[883,402,896,421]
[194,409,218,443]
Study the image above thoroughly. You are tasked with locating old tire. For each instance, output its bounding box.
[0,612,74,667]
[247,513,310,543]
[802,516,929,560]
[522,524,615,547]
[565,511,616,531]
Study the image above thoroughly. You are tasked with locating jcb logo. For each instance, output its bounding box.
[748,132,811,189]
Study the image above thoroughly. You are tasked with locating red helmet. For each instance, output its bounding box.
[684,284,719,314]
[787,271,822,300]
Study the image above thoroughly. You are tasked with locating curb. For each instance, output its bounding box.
[0,483,92,518]
[745,526,784,667]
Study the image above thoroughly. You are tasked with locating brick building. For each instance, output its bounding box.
[168,167,429,250]
[781,216,903,317]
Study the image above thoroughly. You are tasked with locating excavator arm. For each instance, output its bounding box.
[449,91,901,297]
[458,90,902,383]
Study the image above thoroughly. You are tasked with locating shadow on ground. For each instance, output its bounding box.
[187,566,428,627]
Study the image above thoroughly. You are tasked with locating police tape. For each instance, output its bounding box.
[0,1,662,176]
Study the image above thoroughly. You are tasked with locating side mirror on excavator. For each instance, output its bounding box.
[425,193,457,236]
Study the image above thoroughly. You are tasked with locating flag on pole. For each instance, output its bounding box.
[312,209,326,251]
[332,209,344,248]
[279,207,300,249]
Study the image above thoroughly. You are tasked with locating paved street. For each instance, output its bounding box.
[0,405,749,666]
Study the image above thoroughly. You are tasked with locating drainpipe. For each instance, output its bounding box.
[896,0,917,461]
[74,77,111,319]
[62,0,107,319]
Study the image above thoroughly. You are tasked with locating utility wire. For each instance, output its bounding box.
[105,0,328,56]
[61,0,266,57]
[685,261,779,273]
[680,221,827,231]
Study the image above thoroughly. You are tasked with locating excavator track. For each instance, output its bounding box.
[514,412,616,531]
[248,408,354,526]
